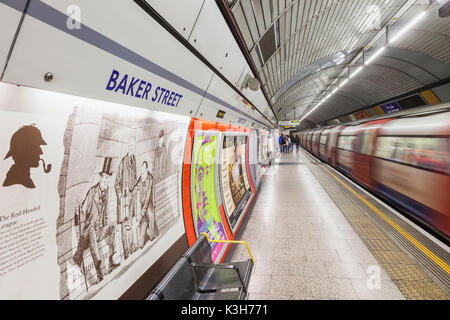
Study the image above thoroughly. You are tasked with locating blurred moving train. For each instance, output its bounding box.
[298,103,450,240]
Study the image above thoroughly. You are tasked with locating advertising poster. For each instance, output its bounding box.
[270,130,279,158]
[221,134,253,232]
[0,83,189,299]
[191,135,227,261]
[248,130,260,188]
[259,129,270,167]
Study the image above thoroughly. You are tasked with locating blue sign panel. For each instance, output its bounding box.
[381,102,402,114]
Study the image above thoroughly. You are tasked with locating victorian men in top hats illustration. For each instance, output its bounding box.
[114,136,138,260]
[73,157,119,283]
[154,129,168,184]
[3,124,52,188]
[136,160,158,249]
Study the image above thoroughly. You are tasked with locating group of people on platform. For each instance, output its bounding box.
[279,133,299,154]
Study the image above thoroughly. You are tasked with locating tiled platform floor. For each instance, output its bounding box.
[230,152,406,300]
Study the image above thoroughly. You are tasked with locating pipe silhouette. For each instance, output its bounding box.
[40,159,52,174]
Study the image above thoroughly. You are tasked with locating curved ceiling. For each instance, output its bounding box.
[226,0,450,124]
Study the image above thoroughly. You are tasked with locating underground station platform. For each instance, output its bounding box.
[227,150,449,300]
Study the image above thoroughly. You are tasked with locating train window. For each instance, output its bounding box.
[338,135,356,151]
[375,136,450,174]
[320,134,327,145]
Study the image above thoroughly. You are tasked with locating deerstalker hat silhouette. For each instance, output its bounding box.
[4,125,47,160]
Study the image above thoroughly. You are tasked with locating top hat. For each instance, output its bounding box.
[4,125,47,160]
[99,157,113,176]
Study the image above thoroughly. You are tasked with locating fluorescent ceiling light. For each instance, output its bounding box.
[339,79,349,87]
[365,46,386,64]
[349,66,363,78]
[390,11,426,44]
[299,10,427,123]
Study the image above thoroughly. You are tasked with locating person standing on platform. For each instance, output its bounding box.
[287,135,292,153]
[290,135,295,153]
[279,134,284,154]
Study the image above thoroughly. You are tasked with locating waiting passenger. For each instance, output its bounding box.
[279,134,284,154]
[283,135,288,154]
[287,136,292,153]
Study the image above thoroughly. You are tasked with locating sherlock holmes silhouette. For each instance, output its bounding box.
[3,124,52,189]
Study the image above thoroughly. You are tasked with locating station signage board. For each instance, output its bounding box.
[381,102,402,114]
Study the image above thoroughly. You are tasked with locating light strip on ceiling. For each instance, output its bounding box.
[299,9,428,123]
[365,46,386,64]
[390,11,427,44]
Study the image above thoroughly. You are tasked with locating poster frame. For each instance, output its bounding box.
[219,131,254,235]
[189,130,229,262]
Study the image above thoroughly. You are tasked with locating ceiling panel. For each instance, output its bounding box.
[261,0,273,27]
[227,0,449,124]
[232,4,254,49]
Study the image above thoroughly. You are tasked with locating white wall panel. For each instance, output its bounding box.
[219,41,248,88]
[1,0,273,128]
[145,0,205,39]
[0,0,27,76]
[188,0,247,86]
[196,74,272,128]
[3,0,216,118]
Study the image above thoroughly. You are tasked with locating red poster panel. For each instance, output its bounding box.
[181,119,255,262]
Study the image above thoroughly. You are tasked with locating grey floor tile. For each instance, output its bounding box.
[305,250,342,263]
[335,248,378,264]
[346,239,369,250]
[272,248,306,263]
[309,278,358,300]
[317,239,351,251]
[254,260,291,276]
[324,262,367,279]
[290,261,328,278]
[248,274,272,294]
[247,293,287,300]
[361,263,392,281]
[350,279,405,300]
[269,275,311,298]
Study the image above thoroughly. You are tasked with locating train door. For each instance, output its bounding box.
[353,120,391,187]
[307,132,313,151]
[312,131,320,156]
[329,126,345,167]
[319,130,329,161]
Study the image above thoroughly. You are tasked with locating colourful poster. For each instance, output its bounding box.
[191,135,227,261]
[221,135,253,231]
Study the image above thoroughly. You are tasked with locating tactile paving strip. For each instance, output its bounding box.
[302,151,449,300]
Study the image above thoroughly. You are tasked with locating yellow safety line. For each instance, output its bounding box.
[201,233,255,264]
[323,167,450,275]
